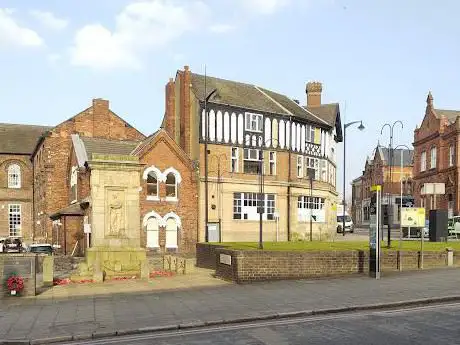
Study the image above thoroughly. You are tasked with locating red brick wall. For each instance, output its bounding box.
[138,131,198,253]
[33,99,145,241]
[0,154,34,240]
[164,78,176,139]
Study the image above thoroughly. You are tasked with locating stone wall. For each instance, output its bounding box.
[198,245,455,283]
[0,254,37,297]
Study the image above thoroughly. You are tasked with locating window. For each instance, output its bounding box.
[298,196,325,210]
[305,157,319,180]
[310,126,315,143]
[70,166,78,203]
[147,172,158,199]
[420,151,426,172]
[297,196,325,222]
[320,160,327,182]
[244,148,262,174]
[7,164,21,188]
[165,173,177,199]
[8,204,21,237]
[233,192,276,220]
[269,151,276,175]
[449,145,455,167]
[297,155,303,177]
[245,113,263,132]
[430,147,437,169]
[231,147,239,173]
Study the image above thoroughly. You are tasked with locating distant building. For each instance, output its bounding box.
[352,144,414,227]
[413,92,460,218]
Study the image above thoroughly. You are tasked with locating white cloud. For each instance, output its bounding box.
[0,8,43,47]
[70,0,210,70]
[30,10,68,30]
[209,23,235,34]
[47,53,61,63]
[241,0,290,15]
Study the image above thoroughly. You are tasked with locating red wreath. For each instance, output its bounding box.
[6,275,24,292]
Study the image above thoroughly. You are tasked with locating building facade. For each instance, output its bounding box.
[413,92,460,218]
[352,145,414,228]
[162,66,343,241]
[0,124,50,240]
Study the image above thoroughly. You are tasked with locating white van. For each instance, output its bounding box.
[337,213,354,233]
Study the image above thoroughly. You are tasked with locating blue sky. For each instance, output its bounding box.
[1,0,460,197]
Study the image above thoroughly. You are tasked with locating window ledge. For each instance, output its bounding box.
[165,245,178,249]
[166,197,178,202]
[8,186,20,189]
[147,196,160,201]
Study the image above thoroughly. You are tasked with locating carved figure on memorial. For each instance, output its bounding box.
[109,193,124,237]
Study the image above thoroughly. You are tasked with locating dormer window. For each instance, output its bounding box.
[8,164,21,189]
[245,113,263,132]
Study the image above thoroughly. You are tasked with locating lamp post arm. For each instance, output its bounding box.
[344,121,362,129]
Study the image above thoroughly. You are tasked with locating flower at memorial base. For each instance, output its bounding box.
[6,275,24,294]
[149,270,175,278]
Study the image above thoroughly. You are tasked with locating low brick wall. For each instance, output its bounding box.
[0,254,37,297]
[213,248,454,283]
[196,243,227,269]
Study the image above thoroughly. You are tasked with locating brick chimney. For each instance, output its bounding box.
[180,65,192,155]
[306,81,322,107]
[164,77,176,139]
[92,98,110,138]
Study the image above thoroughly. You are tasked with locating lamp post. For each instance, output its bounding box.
[380,121,404,247]
[257,137,279,250]
[343,121,365,236]
[203,80,218,243]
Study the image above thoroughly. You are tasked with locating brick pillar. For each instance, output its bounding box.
[92,98,110,138]
[164,78,176,138]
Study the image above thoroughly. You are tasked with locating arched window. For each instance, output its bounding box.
[146,217,160,249]
[165,216,180,249]
[147,172,158,199]
[8,164,21,188]
[165,173,177,199]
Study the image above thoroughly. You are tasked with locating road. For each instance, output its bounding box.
[64,302,460,345]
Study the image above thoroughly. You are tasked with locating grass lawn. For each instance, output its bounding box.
[209,240,460,252]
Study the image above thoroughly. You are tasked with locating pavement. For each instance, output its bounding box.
[1,268,460,344]
[64,302,460,344]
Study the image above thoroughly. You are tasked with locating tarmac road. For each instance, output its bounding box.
[63,302,460,345]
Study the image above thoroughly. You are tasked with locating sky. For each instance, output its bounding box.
[1,0,460,198]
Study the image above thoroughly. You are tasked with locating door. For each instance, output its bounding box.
[146,217,159,248]
[208,223,220,242]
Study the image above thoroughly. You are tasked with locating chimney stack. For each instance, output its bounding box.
[306,81,322,107]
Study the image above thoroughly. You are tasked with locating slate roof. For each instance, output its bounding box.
[0,123,51,154]
[80,137,141,158]
[190,73,332,127]
[131,131,159,156]
[434,108,460,123]
[49,203,84,220]
[378,147,414,167]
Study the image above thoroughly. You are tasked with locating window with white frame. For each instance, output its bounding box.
[430,147,437,169]
[306,124,311,142]
[305,157,319,180]
[8,204,21,237]
[233,192,276,220]
[297,196,325,222]
[449,145,455,167]
[320,160,327,182]
[310,125,315,143]
[269,151,276,175]
[7,164,21,188]
[70,166,78,203]
[147,172,158,198]
[243,148,262,174]
[297,155,303,177]
[245,113,263,132]
[298,196,325,210]
[231,147,239,173]
[421,151,426,172]
[165,173,177,199]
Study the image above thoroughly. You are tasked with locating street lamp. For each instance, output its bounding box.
[204,84,218,243]
[257,137,279,250]
[343,120,365,237]
[380,121,404,247]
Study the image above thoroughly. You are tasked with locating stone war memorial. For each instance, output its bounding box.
[73,153,149,282]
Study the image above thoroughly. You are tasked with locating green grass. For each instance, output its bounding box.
[208,241,460,252]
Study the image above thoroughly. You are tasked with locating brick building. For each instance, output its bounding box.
[352,144,413,227]
[0,124,50,240]
[162,66,343,242]
[413,92,460,218]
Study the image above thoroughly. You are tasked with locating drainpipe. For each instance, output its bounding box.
[287,115,292,241]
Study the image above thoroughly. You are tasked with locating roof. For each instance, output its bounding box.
[131,130,159,156]
[80,137,141,159]
[434,108,460,123]
[305,103,339,127]
[378,147,414,167]
[0,123,51,154]
[50,203,84,219]
[189,73,332,127]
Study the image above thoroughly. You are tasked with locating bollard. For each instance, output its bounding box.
[446,248,454,267]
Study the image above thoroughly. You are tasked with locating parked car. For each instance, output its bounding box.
[337,214,354,233]
[3,237,23,253]
[28,243,54,255]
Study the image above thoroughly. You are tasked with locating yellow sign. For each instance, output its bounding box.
[401,208,425,227]
[370,185,381,191]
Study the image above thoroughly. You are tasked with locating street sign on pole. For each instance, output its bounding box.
[369,185,382,279]
[401,208,425,228]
